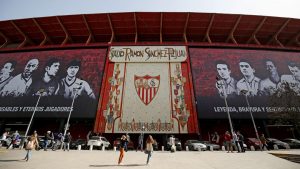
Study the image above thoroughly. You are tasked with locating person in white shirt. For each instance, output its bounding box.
[215,60,237,98]
[237,59,261,96]
[1,59,39,97]
[59,60,95,99]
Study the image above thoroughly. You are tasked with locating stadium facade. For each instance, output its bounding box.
[0,12,299,144]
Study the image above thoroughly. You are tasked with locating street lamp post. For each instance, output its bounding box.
[216,76,234,137]
[63,85,82,140]
[22,89,44,148]
[240,89,262,151]
[142,124,145,145]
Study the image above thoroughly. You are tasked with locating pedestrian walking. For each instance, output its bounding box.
[63,132,72,151]
[145,135,155,165]
[23,136,34,162]
[124,133,130,152]
[136,133,144,152]
[260,134,269,150]
[232,131,240,152]
[237,131,245,152]
[224,131,233,153]
[118,135,128,165]
[0,131,9,146]
[31,131,39,150]
[44,131,53,151]
[169,135,176,152]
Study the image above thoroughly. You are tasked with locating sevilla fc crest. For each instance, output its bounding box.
[134,75,160,105]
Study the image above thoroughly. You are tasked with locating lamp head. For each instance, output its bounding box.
[240,90,248,95]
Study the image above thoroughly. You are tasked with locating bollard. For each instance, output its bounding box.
[102,145,105,151]
[161,146,164,151]
[210,146,213,151]
[78,145,81,150]
[89,145,93,151]
[221,146,226,151]
[250,146,255,151]
[273,144,278,150]
[186,146,189,151]
[114,146,117,151]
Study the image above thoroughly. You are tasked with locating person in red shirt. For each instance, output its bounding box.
[224,131,233,153]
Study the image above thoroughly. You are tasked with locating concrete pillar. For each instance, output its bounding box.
[114,146,117,151]
[250,146,255,151]
[221,146,226,151]
[102,145,105,151]
[161,146,164,151]
[186,146,189,151]
[273,144,278,150]
[77,145,81,150]
[89,145,93,151]
[209,146,213,151]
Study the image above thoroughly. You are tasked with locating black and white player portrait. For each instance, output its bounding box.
[237,59,261,96]
[259,59,281,96]
[279,61,300,95]
[0,60,16,92]
[59,60,96,99]
[215,60,237,98]
[28,58,60,96]
[0,58,39,97]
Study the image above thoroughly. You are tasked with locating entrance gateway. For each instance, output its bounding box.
[94,46,198,134]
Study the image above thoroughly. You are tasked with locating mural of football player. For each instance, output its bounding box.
[59,60,95,99]
[259,59,281,96]
[0,60,17,92]
[279,61,300,95]
[27,58,60,96]
[215,60,237,98]
[237,59,261,96]
[0,58,39,97]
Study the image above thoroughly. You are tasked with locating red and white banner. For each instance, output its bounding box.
[95,46,198,134]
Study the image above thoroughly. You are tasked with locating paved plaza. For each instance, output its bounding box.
[0,148,299,169]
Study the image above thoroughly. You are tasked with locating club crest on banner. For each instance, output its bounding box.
[134,75,160,105]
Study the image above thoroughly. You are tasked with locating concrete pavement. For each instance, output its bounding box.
[0,148,299,169]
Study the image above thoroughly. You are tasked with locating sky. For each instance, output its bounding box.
[0,0,299,21]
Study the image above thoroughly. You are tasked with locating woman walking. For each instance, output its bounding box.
[118,135,128,165]
[145,135,154,165]
[24,136,34,161]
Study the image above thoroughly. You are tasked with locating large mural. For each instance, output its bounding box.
[95,46,198,134]
[190,48,300,119]
[0,49,106,118]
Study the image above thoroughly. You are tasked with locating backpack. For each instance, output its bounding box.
[25,141,34,150]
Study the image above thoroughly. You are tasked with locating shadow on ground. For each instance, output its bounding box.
[90,164,146,167]
[0,159,24,162]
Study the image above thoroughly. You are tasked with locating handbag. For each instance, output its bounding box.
[25,141,34,150]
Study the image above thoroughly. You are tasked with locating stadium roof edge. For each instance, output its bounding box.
[0,12,299,50]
